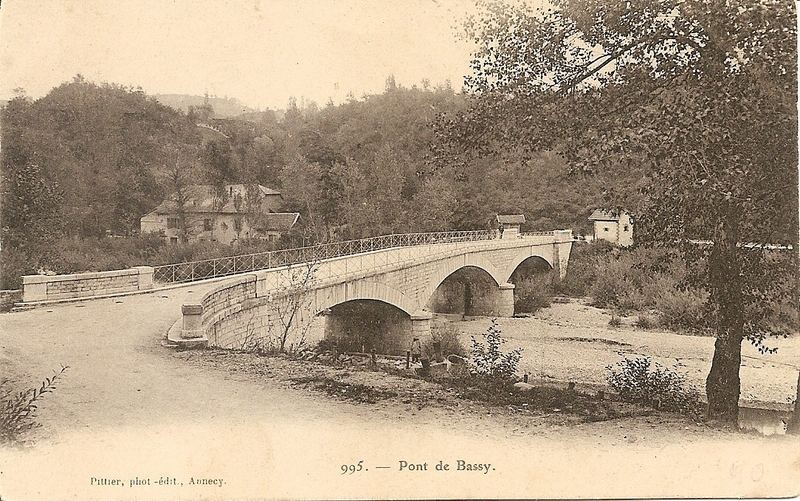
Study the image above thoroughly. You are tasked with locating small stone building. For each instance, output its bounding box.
[588,209,633,246]
[141,184,299,245]
[496,214,525,239]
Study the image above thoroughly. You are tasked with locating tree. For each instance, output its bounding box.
[279,156,327,243]
[1,77,200,239]
[1,95,64,253]
[203,139,238,192]
[445,0,798,422]
[0,162,63,252]
[163,146,200,243]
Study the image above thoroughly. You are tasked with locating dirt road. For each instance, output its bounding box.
[1,289,798,499]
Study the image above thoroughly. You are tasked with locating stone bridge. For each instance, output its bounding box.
[170,230,573,352]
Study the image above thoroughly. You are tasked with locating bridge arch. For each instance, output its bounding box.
[310,279,417,317]
[425,256,511,317]
[423,253,503,303]
[321,298,413,355]
[500,248,554,284]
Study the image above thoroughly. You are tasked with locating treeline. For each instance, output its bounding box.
[1,74,636,287]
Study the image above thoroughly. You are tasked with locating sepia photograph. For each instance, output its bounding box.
[0,0,798,499]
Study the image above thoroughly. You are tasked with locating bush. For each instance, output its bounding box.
[606,356,702,415]
[425,322,466,359]
[554,240,615,297]
[608,315,622,327]
[587,246,714,333]
[655,287,710,332]
[469,319,522,380]
[634,314,657,329]
[1,366,69,445]
[514,275,553,313]
[314,338,338,353]
[514,276,552,313]
[0,247,37,290]
[590,247,677,309]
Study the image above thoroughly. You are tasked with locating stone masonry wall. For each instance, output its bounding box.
[22,266,154,303]
[199,276,258,346]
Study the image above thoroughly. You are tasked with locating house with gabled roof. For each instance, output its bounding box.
[140,184,299,245]
[588,209,633,246]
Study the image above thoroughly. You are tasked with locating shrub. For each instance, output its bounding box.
[425,322,466,359]
[554,240,615,297]
[1,366,69,445]
[608,315,622,327]
[591,255,644,308]
[0,247,37,290]
[655,287,710,332]
[606,356,702,414]
[590,247,678,309]
[634,315,656,329]
[314,338,338,353]
[469,319,522,380]
[514,276,552,313]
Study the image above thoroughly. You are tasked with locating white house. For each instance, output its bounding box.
[588,209,634,246]
[141,184,299,245]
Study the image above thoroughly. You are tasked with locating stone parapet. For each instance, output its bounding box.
[21,267,152,303]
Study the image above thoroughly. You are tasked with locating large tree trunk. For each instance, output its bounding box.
[705,215,744,423]
[705,327,743,421]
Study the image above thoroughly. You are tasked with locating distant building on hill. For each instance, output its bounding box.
[588,209,633,246]
[496,214,525,239]
[141,184,299,245]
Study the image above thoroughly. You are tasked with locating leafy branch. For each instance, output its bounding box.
[1,365,70,445]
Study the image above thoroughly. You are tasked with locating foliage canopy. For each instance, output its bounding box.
[444,0,798,421]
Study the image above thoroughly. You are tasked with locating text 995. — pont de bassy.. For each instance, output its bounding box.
[341,460,494,475]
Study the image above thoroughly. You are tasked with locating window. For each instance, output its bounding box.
[234,218,242,232]
[169,237,178,244]
[167,217,179,229]
[603,227,609,232]
[623,225,629,232]
[204,218,212,231]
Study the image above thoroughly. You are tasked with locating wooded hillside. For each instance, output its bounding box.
[1,74,641,287]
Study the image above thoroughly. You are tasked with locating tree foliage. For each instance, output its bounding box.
[1,77,199,239]
[444,0,798,421]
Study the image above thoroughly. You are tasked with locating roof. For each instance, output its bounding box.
[496,214,525,224]
[255,185,282,196]
[150,184,282,215]
[251,212,300,232]
[588,209,629,221]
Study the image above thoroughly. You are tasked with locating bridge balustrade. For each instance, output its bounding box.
[152,230,493,284]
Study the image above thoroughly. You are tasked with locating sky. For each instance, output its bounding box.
[0,0,480,110]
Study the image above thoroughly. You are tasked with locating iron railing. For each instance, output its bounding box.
[152,230,493,284]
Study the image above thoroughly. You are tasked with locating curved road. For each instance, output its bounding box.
[1,287,798,499]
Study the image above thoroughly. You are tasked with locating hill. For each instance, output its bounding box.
[154,93,257,118]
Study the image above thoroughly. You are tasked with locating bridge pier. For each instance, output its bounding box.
[410,310,433,341]
[466,282,515,317]
[496,283,515,317]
